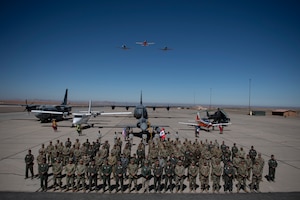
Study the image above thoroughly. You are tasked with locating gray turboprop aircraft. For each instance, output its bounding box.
[31,89,72,122]
[110,92,170,139]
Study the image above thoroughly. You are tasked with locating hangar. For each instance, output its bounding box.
[272,109,297,117]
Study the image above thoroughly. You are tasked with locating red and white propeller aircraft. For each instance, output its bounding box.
[179,111,231,137]
[136,40,155,46]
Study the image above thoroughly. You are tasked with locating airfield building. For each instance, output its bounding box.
[272,109,297,117]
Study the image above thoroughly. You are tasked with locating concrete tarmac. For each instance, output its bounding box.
[0,107,299,199]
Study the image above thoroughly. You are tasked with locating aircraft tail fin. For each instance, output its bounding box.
[140,91,143,105]
[206,110,210,118]
[61,89,68,105]
[88,100,92,113]
[196,112,201,121]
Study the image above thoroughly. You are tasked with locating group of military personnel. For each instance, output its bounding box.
[25,135,278,193]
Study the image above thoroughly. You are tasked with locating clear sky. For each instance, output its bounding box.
[1,0,299,107]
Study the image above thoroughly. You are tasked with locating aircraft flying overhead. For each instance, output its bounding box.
[118,44,131,50]
[159,46,172,51]
[136,40,155,46]
[31,89,72,122]
[72,100,131,127]
[109,92,170,139]
[179,110,231,136]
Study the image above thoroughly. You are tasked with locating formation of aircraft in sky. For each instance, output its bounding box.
[119,40,172,50]
[179,109,231,136]
[30,89,72,123]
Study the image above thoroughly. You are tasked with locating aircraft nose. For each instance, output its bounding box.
[140,122,148,131]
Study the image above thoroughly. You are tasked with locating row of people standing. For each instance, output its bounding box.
[25,135,277,193]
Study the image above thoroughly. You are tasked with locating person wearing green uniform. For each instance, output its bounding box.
[39,158,49,192]
[52,159,63,191]
[141,160,151,193]
[188,161,198,192]
[164,160,174,193]
[101,159,112,193]
[237,160,249,193]
[175,160,185,193]
[87,160,98,192]
[251,160,262,192]
[25,149,34,179]
[267,155,278,182]
[76,159,87,192]
[153,159,163,193]
[115,160,125,193]
[127,158,138,193]
[65,160,76,192]
[211,160,222,193]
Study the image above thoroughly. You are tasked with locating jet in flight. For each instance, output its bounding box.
[179,111,231,136]
[118,44,131,50]
[72,100,131,127]
[159,46,172,51]
[136,40,155,46]
[31,89,72,122]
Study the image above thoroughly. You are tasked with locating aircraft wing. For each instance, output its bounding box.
[100,111,132,115]
[135,42,143,44]
[211,122,232,127]
[178,122,198,126]
[31,110,66,115]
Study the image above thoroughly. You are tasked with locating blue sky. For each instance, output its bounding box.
[0,0,299,107]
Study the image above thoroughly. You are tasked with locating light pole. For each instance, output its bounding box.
[248,78,251,115]
[209,88,212,110]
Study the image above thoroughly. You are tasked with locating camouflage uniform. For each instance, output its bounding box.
[94,154,104,181]
[76,160,87,192]
[107,153,117,179]
[211,161,222,192]
[136,144,145,167]
[251,161,261,192]
[62,146,70,166]
[231,143,238,159]
[65,160,76,191]
[237,160,248,193]
[245,155,253,180]
[141,160,152,193]
[115,161,125,193]
[164,161,174,193]
[188,161,198,192]
[175,160,185,193]
[199,162,210,192]
[249,146,257,164]
[223,161,234,192]
[127,159,138,193]
[153,160,163,192]
[45,142,54,164]
[87,161,98,191]
[39,159,49,192]
[255,153,265,178]
[52,159,63,191]
[101,160,112,193]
